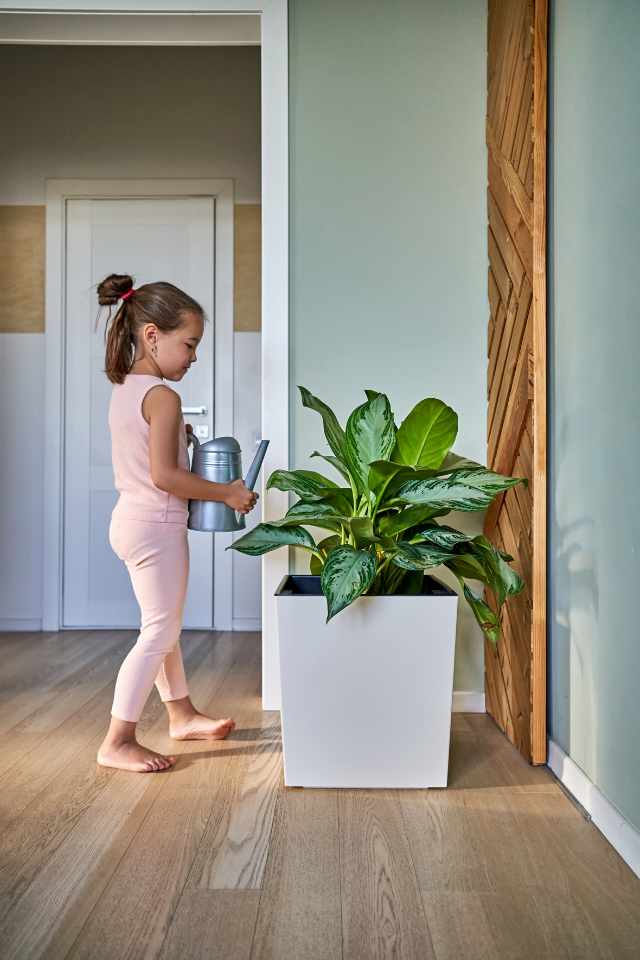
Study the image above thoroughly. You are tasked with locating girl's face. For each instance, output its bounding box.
[149,311,204,381]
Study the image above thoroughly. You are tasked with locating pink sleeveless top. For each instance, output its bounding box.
[109,374,190,523]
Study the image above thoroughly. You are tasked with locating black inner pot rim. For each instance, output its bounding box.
[275,574,456,598]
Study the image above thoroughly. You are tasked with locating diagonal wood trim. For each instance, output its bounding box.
[487,120,533,233]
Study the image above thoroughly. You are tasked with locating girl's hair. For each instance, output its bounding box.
[96,273,207,385]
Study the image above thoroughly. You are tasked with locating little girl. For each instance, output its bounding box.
[95,273,258,774]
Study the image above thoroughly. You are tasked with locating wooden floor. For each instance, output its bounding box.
[0,630,638,960]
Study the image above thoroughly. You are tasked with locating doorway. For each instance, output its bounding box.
[2,4,290,708]
[60,188,233,630]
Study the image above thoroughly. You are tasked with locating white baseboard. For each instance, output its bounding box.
[452,690,485,712]
[548,738,640,879]
[0,619,43,631]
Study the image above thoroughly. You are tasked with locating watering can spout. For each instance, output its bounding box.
[244,440,270,490]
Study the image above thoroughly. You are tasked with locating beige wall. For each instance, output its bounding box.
[0,203,260,333]
[0,45,261,333]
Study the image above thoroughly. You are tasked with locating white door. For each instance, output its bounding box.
[63,197,216,629]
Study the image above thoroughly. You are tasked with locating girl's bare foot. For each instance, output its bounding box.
[96,739,177,773]
[169,713,236,741]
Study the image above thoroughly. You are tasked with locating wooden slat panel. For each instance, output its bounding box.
[488,150,533,280]
[511,60,533,169]
[489,294,531,463]
[485,0,547,766]
[488,298,508,391]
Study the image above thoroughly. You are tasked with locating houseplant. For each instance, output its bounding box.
[227,387,526,788]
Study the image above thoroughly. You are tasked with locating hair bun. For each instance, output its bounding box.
[97,273,135,307]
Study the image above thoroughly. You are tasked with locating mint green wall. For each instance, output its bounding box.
[288,0,488,691]
[549,1,640,831]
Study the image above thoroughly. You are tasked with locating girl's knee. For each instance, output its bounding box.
[137,615,182,654]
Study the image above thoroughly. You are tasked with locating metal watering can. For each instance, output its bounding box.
[186,434,269,532]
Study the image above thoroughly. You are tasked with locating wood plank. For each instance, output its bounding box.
[499,23,531,160]
[484,641,516,743]
[531,0,548,764]
[488,267,500,355]
[181,709,282,890]
[0,633,249,959]
[487,226,512,305]
[489,0,527,138]
[0,633,216,826]
[488,289,519,431]
[488,188,524,295]
[339,791,436,959]
[490,326,531,473]
[0,630,126,736]
[250,785,342,960]
[511,60,533,169]
[488,149,533,280]
[0,632,139,778]
[62,638,262,960]
[158,891,260,960]
[488,298,508,392]
[487,119,532,233]
[488,279,531,449]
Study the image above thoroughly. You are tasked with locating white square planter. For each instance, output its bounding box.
[275,574,459,789]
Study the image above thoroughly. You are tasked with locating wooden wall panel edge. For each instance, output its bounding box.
[531,0,548,764]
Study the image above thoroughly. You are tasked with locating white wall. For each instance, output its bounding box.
[0,44,261,629]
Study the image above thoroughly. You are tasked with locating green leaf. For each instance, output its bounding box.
[369,461,452,504]
[393,398,458,469]
[310,534,340,574]
[266,468,339,501]
[325,487,357,516]
[468,534,524,606]
[270,499,349,532]
[298,386,347,462]
[412,523,473,550]
[444,554,488,581]
[226,523,317,557]
[364,388,382,401]
[367,459,408,496]
[463,584,500,646]
[349,517,382,547]
[310,450,353,484]
[344,394,397,494]
[395,469,526,512]
[436,450,486,473]
[320,545,377,621]
[391,541,454,571]
[378,504,449,537]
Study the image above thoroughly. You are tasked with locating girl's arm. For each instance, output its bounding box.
[146,386,255,509]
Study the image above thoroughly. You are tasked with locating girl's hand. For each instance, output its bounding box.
[224,479,259,514]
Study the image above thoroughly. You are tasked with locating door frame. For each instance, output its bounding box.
[9,0,290,709]
[44,178,235,631]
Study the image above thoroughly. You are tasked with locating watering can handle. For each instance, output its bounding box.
[186,429,200,456]
[244,439,270,490]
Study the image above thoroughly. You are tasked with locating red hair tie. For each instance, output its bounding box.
[121,287,135,301]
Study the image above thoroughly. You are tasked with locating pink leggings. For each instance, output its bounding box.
[108,514,191,723]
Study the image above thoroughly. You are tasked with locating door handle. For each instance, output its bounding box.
[181,405,208,415]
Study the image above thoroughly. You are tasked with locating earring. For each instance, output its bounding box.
[151,341,158,358]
